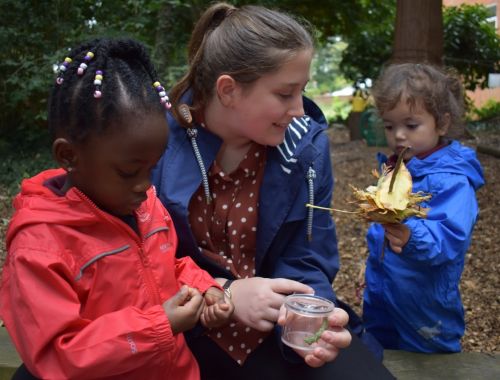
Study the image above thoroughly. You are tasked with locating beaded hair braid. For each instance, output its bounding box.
[49,38,170,143]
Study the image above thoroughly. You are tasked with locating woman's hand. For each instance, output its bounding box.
[200,287,235,329]
[383,223,410,254]
[162,285,204,334]
[229,277,314,331]
[277,306,351,367]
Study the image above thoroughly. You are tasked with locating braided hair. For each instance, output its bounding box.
[49,38,167,143]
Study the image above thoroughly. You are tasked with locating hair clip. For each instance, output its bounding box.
[56,57,72,85]
[153,81,172,109]
[178,104,193,124]
[93,70,103,98]
[77,51,94,75]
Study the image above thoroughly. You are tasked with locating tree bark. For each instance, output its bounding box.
[392,0,444,65]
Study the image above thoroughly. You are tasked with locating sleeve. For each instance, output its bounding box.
[0,241,175,379]
[401,173,479,265]
[271,129,339,302]
[270,129,339,363]
[175,255,222,293]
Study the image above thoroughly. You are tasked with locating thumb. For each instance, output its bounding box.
[171,285,190,306]
[277,304,287,326]
[270,278,314,295]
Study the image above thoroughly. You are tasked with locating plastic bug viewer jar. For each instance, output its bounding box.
[281,294,335,351]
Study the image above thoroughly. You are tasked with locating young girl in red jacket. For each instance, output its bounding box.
[0,37,233,380]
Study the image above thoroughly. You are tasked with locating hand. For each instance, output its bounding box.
[383,223,410,254]
[277,306,351,367]
[162,285,204,334]
[230,277,314,332]
[200,287,235,329]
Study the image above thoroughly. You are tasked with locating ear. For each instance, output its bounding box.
[52,138,78,172]
[215,75,239,107]
[438,113,451,136]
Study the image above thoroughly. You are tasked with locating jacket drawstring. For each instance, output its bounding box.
[187,128,212,204]
[306,166,316,241]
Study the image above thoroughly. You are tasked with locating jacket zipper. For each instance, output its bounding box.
[74,189,163,305]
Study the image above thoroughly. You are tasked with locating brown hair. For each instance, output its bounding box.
[372,63,465,135]
[169,2,314,126]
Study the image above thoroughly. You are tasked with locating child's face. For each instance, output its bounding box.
[382,98,448,161]
[71,112,168,216]
[222,49,312,147]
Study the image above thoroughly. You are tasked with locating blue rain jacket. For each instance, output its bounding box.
[363,140,484,352]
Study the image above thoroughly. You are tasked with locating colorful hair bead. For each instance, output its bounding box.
[93,70,103,98]
[77,51,94,75]
[153,81,171,109]
[56,57,72,85]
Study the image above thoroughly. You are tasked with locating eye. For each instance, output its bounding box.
[278,93,293,99]
[406,123,419,130]
[117,168,140,179]
[384,124,393,131]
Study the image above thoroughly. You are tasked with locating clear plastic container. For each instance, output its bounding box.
[281,294,334,351]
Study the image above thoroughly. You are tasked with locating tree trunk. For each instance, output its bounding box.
[392,0,444,65]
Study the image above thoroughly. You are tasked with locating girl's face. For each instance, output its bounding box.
[224,49,313,147]
[70,112,168,216]
[382,98,448,161]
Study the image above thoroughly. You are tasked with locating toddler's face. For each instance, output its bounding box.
[381,99,448,161]
[71,112,168,216]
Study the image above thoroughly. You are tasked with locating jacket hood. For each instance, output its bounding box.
[407,140,485,190]
[6,169,98,249]
[6,168,156,250]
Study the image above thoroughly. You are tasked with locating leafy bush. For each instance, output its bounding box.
[471,99,500,121]
[0,142,55,197]
[320,98,352,125]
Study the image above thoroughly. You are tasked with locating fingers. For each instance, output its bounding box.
[321,328,352,349]
[270,278,314,295]
[170,285,190,306]
[276,304,287,326]
[328,307,349,328]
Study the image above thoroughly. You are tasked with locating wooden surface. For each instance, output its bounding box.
[383,349,500,380]
[2,326,500,379]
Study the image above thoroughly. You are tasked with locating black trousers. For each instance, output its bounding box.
[189,332,396,380]
[11,364,39,380]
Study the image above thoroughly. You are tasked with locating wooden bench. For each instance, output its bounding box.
[0,328,20,380]
[2,327,499,379]
[383,349,500,379]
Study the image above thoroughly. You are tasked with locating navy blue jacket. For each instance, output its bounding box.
[152,96,339,302]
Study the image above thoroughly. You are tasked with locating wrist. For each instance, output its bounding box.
[222,279,234,301]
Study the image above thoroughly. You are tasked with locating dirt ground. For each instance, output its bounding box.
[329,126,499,353]
[0,125,498,353]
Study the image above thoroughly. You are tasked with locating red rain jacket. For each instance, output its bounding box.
[0,168,218,379]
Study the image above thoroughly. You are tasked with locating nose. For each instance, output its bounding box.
[394,126,406,141]
[287,95,305,117]
[133,175,151,193]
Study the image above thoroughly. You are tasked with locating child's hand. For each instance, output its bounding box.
[200,287,234,329]
[383,223,410,254]
[162,285,204,334]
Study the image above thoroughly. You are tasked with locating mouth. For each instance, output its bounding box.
[272,122,289,130]
[396,145,411,154]
[131,195,147,208]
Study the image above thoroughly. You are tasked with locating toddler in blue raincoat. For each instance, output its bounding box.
[362,63,484,352]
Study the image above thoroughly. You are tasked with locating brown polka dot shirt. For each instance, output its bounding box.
[188,143,269,365]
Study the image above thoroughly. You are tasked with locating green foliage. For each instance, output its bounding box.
[310,38,350,97]
[340,0,396,82]
[0,142,55,197]
[0,0,181,151]
[318,97,352,125]
[471,99,500,121]
[339,2,500,93]
[444,4,500,91]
